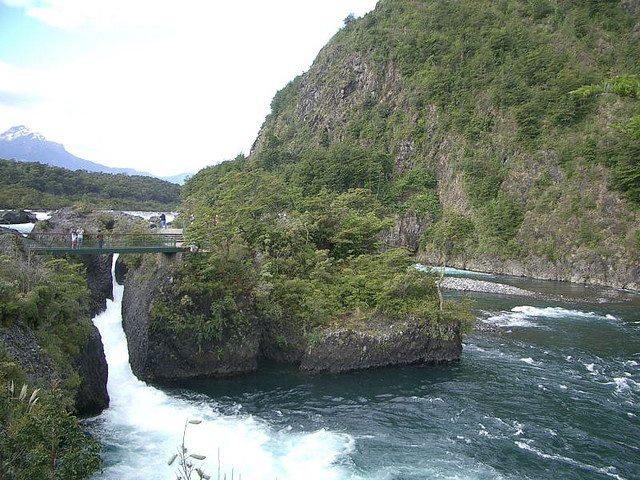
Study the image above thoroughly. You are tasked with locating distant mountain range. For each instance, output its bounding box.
[0,125,191,185]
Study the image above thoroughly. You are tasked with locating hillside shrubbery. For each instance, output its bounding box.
[248,0,639,263]
[0,248,102,479]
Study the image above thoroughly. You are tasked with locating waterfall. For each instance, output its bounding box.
[88,255,354,480]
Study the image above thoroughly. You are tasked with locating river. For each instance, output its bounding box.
[87,258,640,480]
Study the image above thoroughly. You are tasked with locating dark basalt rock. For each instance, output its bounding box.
[0,323,109,415]
[81,254,114,317]
[0,324,57,386]
[0,209,37,224]
[300,320,461,373]
[122,255,261,382]
[73,325,109,415]
[114,255,129,285]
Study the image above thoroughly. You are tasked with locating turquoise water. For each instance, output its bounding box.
[89,265,640,479]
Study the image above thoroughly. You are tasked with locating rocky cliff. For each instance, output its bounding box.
[249,0,640,291]
[121,253,464,382]
[121,254,262,382]
[72,326,109,414]
[0,227,109,414]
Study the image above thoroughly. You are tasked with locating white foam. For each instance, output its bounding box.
[515,441,627,480]
[91,256,355,480]
[0,222,34,234]
[611,377,639,394]
[513,422,524,436]
[484,306,622,329]
[520,357,538,366]
[122,210,176,222]
[512,306,618,321]
[482,311,540,328]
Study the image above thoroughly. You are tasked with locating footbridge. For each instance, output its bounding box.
[25,230,187,255]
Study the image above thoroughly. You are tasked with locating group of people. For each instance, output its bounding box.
[70,227,84,249]
[70,228,104,249]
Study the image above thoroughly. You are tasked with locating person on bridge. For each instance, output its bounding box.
[70,229,77,249]
[97,231,104,248]
[77,227,84,247]
[160,213,166,229]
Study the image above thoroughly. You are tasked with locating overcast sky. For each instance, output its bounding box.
[0,0,378,176]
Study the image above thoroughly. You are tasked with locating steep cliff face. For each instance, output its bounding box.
[82,254,114,317]
[121,253,465,380]
[0,227,108,414]
[121,254,262,382]
[249,0,640,290]
[72,326,109,415]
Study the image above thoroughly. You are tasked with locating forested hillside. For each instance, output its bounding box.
[212,0,639,289]
[0,159,180,211]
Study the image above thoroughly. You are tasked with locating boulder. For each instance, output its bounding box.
[0,209,37,224]
[300,319,461,373]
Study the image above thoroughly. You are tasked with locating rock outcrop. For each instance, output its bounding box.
[0,324,57,386]
[0,209,37,224]
[380,213,432,252]
[122,255,463,381]
[0,227,109,415]
[81,254,114,317]
[122,254,261,382]
[72,325,109,415]
[114,255,129,285]
[0,320,109,415]
[301,319,461,373]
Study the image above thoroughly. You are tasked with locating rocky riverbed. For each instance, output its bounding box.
[440,277,537,297]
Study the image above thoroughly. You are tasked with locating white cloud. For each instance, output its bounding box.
[0,1,379,175]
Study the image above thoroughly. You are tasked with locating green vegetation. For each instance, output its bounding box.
[0,158,180,210]
[571,74,640,205]
[0,248,102,479]
[163,0,640,346]
[249,0,639,264]
[156,160,471,350]
[0,384,101,480]
[0,254,92,380]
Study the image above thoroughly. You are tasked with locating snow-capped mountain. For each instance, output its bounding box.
[0,125,152,176]
[0,125,191,184]
[1,125,46,142]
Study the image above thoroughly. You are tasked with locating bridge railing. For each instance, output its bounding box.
[27,231,184,250]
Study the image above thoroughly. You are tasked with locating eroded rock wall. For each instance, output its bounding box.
[121,254,261,382]
[301,320,461,373]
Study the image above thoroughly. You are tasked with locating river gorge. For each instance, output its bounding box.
[85,257,639,480]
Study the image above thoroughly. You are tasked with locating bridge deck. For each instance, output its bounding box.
[24,230,187,255]
[29,245,185,255]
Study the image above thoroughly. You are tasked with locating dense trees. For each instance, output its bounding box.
[158,155,472,349]
[0,159,180,210]
[250,0,639,266]
[571,75,640,205]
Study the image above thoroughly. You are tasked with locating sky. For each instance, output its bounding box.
[0,0,379,176]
